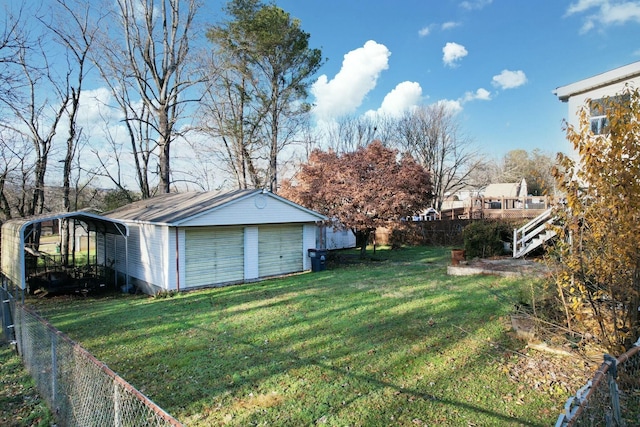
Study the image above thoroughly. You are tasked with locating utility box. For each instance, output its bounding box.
[308,248,328,272]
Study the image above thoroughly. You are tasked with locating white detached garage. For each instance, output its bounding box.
[100,189,326,294]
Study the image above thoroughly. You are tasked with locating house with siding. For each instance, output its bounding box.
[554,61,640,132]
[100,189,326,294]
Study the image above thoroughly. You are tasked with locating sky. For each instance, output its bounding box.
[6,0,640,190]
[264,0,640,160]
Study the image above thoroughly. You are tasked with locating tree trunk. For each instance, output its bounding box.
[355,229,372,258]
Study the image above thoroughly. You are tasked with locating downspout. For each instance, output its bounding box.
[175,228,180,292]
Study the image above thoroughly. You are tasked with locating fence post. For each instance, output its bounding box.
[604,354,624,427]
[51,333,57,414]
[114,381,122,427]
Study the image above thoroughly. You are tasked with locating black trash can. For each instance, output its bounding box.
[308,248,328,272]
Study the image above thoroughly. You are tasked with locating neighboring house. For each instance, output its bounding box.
[323,225,356,250]
[554,61,640,133]
[412,207,439,221]
[482,178,528,199]
[437,178,549,220]
[100,189,326,294]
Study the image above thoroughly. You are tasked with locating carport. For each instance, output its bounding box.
[1,211,129,298]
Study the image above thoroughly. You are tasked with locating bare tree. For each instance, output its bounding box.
[89,79,157,199]
[493,149,557,196]
[0,129,33,220]
[0,37,70,218]
[195,50,263,189]
[94,0,201,196]
[206,0,323,192]
[394,103,483,211]
[37,0,104,260]
[0,3,28,107]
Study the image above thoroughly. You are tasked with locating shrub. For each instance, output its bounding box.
[463,220,511,259]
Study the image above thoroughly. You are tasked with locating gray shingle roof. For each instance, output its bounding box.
[104,189,260,224]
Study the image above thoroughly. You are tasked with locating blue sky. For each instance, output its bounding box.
[268,0,640,160]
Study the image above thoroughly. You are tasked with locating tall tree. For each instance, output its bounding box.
[495,149,556,196]
[0,3,27,108]
[96,0,200,195]
[206,0,323,192]
[44,0,101,261]
[0,37,69,218]
[551,86,640,352]
[280,141,432,256]
[322,114,388,154]
[394,104,482,211]
[0,129,32,220]
[195,43,263,189]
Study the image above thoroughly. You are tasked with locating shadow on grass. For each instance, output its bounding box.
[28,246,548,426]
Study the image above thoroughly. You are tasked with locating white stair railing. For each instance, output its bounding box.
[513,208,556,258]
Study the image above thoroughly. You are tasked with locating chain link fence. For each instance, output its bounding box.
[1,284,183,427]
[556,337,640,427]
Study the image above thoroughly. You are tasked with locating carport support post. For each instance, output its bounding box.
[125,236,129,290]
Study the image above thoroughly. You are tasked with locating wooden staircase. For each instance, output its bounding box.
[513,208,557,258]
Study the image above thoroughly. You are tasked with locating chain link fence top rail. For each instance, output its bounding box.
[556,337,640,427]
[3,285,183,427]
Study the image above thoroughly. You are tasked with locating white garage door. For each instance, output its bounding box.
[185,227,244,287]
[258,225,303,277]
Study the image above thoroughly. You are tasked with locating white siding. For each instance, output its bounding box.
[176,228,186,291]
[179,193,324,226]
[105,223,170,291]
[1,221,24,289]
[258,225,303,277]
[184,226,244,288]
[302,224,317,271]
[565,79,637,128]
[325,227,356,250]
[244,226,259,280]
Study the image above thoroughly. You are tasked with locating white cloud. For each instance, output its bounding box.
[418,26,431,37]
[460,0,493,10]
[463,88,492,102]
[365,81,423,118]
[442,42,468,67]
[566,0,640,32]
[492,69,528,89]
[441,21,460,30]
[435,99,463,114]
[311,40,391,121]
[566,0,607,14]
[78,87,116,125]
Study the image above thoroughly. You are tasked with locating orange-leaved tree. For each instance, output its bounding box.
[280,141,432,257]
[552,85,640,352]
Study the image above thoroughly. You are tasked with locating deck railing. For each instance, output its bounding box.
[442,196,553,220]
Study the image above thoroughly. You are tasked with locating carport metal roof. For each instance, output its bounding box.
[1,211,129,292]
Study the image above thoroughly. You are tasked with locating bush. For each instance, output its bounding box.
[463,220,512,259]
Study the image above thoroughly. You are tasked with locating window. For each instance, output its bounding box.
[589,94,631,135]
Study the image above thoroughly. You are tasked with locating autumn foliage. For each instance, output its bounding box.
[280,141,432,255]
[551,86,640,352]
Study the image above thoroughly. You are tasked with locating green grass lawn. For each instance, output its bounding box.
[0,346,53,427]
[28,246,567,426]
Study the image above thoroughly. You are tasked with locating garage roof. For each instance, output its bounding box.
[103,189,326,225]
